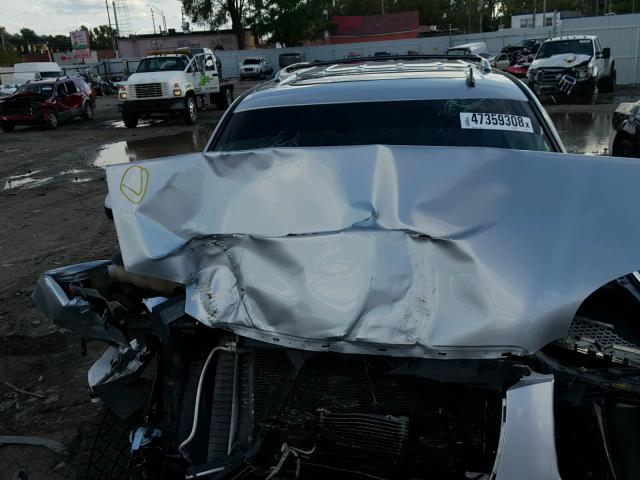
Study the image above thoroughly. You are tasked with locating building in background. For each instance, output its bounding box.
[117,30,256,58]
[510,11,582,29]
[330,11,420,44]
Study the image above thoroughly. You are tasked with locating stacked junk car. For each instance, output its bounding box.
[34,56,640,480]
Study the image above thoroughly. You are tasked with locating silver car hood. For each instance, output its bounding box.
[106,145,640,358]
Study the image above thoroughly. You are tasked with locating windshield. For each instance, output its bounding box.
[16,83,54,96]
[518,39,536,47]
[536,39,594,58]
[211,99,552,152]
[243,59,261,65]
[40,71,62,78]
[136,56,188,73]
[447,48,468,56]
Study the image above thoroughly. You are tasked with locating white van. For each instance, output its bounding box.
[13,62,63,85]
[446,42,489,57]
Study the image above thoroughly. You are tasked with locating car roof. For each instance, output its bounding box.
[235,59,528,113]
[546,35,596,42]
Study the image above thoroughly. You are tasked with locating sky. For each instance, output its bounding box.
[0,0,190,36]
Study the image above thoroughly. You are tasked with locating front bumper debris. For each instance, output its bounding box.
[119,98,186,114]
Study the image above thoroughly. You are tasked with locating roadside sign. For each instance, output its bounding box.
[70,30,91,59]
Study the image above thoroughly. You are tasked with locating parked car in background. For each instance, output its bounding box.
[0,77,95,132]
[239,57,273,80]
[278,52,305,68]
[0,83,19,96]
[446,42,488,57]
[81,71,115,96]
[610,100,640,157]
[274,62,311,82]
[505,60,531,78]
[527,36,616,102]
[12,61,63,85]
[501,38,546,58]
[492,53,511,69]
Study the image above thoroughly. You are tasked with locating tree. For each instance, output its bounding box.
[92,25,116,50]
[181,0,250,49]
[252,0,331,46]
[19,28,41,44]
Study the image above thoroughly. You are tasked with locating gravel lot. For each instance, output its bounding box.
[0,82,638,478]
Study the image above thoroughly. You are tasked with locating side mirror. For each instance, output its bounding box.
[206,59,214,68]
[34,72,41,80]
[603,48,611,59]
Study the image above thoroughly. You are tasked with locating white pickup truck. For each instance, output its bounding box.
[118,47,235,128]
[527,35,615,102]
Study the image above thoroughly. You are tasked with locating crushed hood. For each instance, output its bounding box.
[531,53,592,69]
[105,146,640,359]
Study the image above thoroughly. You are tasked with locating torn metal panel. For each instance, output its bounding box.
[491,373,561,479]
[33,261,128,346]
[105,145,640,358]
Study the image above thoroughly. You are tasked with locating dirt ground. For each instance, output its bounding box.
[0,83,638,478]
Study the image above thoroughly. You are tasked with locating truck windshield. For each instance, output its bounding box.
[243,59,261,65]
[16,83,54,96]
[536,40,594,58]
[211,99,552,152]
[136,57,188,73]
[40,71,62,78]
[446,48,468,56]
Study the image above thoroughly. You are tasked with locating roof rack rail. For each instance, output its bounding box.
[285,54,492,73]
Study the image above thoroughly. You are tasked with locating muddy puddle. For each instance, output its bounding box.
[93,127,212,167]
[549,112,611,155]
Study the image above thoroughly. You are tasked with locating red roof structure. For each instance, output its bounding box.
[330,11,420,44]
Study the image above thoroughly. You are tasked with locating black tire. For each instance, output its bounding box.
[75,408,140,480]
[122,112,139,129]
[613,139,636,158]
[46,110,59,129]
[578,82,597,105]
[605,69,616,93]
[216,86,234,110]
[1,122,15,132]
[184,95,197,125]
[82,102,94,121]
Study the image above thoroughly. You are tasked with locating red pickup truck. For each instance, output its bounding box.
[0,77,96,132]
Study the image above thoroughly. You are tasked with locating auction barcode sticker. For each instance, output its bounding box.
[459,113,534,133]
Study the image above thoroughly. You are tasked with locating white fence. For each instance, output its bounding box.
[214,13,640,85]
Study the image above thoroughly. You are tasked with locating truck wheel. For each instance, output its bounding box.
[122,113,139,129]
[603,70,616,93]
[46,110,59,129]
[578,82,597,105]
[75,408,142,480]
[1,122,15,132]
[613,139,636,157]
[82,102,94,121]
[216,87,234,110]
[184,95,197,124]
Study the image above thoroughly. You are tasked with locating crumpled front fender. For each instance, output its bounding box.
[33,260,128,346]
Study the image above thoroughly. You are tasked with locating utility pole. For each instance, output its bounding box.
[532,0,536,28]
[150,8,156,34]
[479,0,483,33]
[381,0,384,14]
[1,31,6,52]
[105,0,117,54]
[542,0,546,27]
[112,0,120,55]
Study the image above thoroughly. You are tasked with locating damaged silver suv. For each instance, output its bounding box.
[35,57,640,480]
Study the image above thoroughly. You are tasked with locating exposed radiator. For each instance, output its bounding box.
[319,410,409,459]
